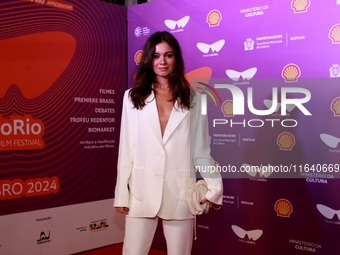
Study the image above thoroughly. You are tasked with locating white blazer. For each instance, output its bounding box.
[114,89,223,220]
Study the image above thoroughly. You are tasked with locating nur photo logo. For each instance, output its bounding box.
[195,78,312,128]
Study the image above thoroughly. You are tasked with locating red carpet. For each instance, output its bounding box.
[74,243,167,255]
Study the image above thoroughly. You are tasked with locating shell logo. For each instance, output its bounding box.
[274,199,293,217]
[331,97,340,116]
[329,24,340,44]
[221,100,233,117]
[282,64,301,82]
[134,50,143,65]
[206,10,222,27]
[291,0,310,13]
[277,132,295,151]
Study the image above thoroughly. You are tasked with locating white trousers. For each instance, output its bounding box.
[123,216,194,255]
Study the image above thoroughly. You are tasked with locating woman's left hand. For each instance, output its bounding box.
[200,198,214,208]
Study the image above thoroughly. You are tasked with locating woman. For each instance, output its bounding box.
[114,31,223,255]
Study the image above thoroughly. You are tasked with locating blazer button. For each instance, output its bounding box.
[158,152,164,157]
[158,173,164,179]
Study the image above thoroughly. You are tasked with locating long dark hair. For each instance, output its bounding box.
[129,31,192,110]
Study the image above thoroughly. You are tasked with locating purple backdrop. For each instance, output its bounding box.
[128,0,340,254]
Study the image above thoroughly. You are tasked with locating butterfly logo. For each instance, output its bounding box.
[242,163,273,178]
[197,39,225,54]
[320,133,340,148]
[226,67,257,81]
[316,204,340,220]
[231,225,263,241]
[164,16,190,30]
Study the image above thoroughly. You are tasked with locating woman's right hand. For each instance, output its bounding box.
[116,207,129,215]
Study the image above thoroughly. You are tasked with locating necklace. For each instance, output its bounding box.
[158,84,169,89]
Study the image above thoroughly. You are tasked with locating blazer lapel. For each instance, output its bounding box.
[142,93,163,146]
[162,101,189,145]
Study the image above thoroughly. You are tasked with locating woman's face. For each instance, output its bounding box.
[151,41,176,80]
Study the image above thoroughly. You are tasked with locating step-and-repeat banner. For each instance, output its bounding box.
[128,0,340,254]
[0,0,126,254]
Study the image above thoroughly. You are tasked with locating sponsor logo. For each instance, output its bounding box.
[291,0,310,13]
[244,38,254,51]
[305,177,328,184]
[329,64,340,77]
[221,100,233,117]
[89,219,109,232]
[256,34,283,49]
[196,39,225,56]
[240,5,269,18]
[198,225,209,229]
[290,35,305,41]
[329,24,340,44]
[242,163,273,178]
[282,64,301,82]
[226,67,257,82]
[206,10,222,27]
[164,16,190,31]
[36,216,52,222]
[289,239,322,253]
[231,225,263,244]
[317,204,340,221]
[277,132,295,151]
[37,231,51,245]
[223,194,235,204]
[320,133,340,148]
[76,226,87,232]
[134,26,142,37]
[331,97,340,116]
[274,199,293,217]
[134,26,150,37]
[134,50,143,65]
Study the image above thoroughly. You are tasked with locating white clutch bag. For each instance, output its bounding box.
[186,180,209,215]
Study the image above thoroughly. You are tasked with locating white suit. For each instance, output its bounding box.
[114,89,223,220]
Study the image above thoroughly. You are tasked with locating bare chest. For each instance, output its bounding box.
[155,91,174,136]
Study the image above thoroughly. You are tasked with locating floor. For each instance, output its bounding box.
[75,243,167,255]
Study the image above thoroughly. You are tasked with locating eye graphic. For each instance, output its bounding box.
[320,134,340,148]
[197,40,225,54]
[231,225,263,241]
[316,204,340,220]
[242,164,273,178]
[226,67,257,81]
[164,16,190,29]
